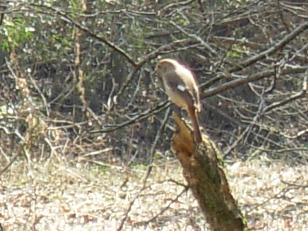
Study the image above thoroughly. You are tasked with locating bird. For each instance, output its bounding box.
[155,58,202,143]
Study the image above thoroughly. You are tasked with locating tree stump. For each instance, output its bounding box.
[171,113,248,231]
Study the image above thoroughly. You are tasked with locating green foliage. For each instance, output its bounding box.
[51,33,74,53]
[0,17,34,51]
[93,165,111,174]
[226,44,249,58]
[174,14,190,27]
[69,0,81,17]
[130,163,148,171]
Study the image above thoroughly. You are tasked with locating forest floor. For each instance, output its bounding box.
[0,157,307,231]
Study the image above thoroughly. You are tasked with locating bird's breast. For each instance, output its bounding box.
[163,79,188,110]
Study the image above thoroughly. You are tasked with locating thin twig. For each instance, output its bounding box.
[29,3,137,67]
[90,101,170,134]
[263,76,307,113]
[142,107,172,176]
[200,66,308,98]
[229,21,308,72]
[135,187,189,226]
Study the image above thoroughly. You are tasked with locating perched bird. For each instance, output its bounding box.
[155,58,202,143]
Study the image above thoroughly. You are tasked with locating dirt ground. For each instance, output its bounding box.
[0,158,307,231]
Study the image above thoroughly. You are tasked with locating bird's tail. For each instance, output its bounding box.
[188,107,202,143]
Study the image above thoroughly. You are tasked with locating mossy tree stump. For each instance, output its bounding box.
[172,113,248,231]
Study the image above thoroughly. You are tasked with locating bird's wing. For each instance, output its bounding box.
[163,71,195,108]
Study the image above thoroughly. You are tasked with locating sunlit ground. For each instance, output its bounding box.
[0,157,307,230]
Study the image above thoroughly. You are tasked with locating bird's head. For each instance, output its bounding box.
[155,59,178,76]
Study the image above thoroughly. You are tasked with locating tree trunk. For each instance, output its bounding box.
[171,113,248,231]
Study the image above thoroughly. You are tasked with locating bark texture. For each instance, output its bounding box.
[171,113,248,231]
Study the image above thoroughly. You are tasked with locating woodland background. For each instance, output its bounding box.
[0,0,307,230]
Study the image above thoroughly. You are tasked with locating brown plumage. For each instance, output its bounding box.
[155,59,202,143]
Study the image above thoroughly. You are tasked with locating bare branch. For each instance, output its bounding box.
[263,75,307,112]
[229,21,308,72]
[29,3,137,67]
[90,101,170,134]
[201,66,308,99]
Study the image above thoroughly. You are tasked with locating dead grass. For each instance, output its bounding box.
[0,157,307,231]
